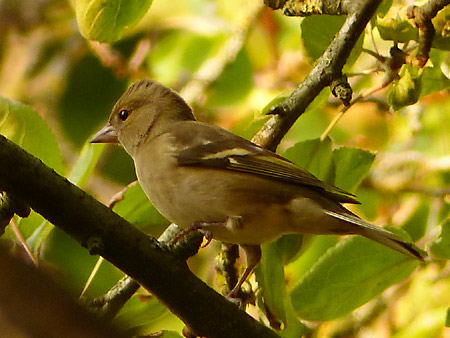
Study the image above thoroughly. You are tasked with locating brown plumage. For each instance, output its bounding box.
[92,79,424,296]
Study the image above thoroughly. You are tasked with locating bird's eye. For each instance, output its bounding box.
[119,109,130,121]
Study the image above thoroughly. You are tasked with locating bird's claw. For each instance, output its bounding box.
[170,222,215,248]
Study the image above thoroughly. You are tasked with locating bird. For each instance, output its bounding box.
[91,79,424,296]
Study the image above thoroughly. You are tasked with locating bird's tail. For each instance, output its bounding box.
[324,210,424,261]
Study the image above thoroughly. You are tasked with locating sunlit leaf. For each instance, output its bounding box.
[0,96,65,249]
[159,331,184,338]
[432,6,450,50]
[257,242,289,324]
[421,50,450,96]
[389,65,421,111]
[69,143,105,187]
[115,294,170,331]
[332,147,375,192]
[112,182,169,237]
[377,11,417,43]
[290,236,419,321]
[400,199,429,241]
[75,0,153,42]
[429,219,450,260]
[283,137,333,181]
[0,96,64,175]
[257,241,306,338]
[287,235,338,281]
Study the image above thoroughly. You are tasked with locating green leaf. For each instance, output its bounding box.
[159,332,184,338]
[115,294,170,330]
[159,331,184,338]
[429,219,450,260]
[280,305,307,338]
[301,15,363,66]
[112,182,169,236]
[0,96,64,175]
[284,90,331,144]
[257,242,289,324]
[389,65,422,111]
[261,92,290,115]
[287,235,338,281]
[69,143,105,187]
[75,0,153,42]
[376,0,393,18]
[421,50,450,97]
[400,199,429,242]
[377,12,417,43]
[332,147,375,192]
[257,242,306,337]
[283,137,333,181]
[290,236,419,321]
[432,6,450,50]
[0,96,64,252]
[273,234,304,265]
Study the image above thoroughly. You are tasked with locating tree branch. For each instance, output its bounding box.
[253,0,383,151]
[407,0,450,67]
[0,134,279,338]
[265,0,359,16]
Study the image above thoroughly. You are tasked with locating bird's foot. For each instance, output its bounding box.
[170,221,219,248]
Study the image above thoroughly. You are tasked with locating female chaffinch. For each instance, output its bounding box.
[92,79,423,295]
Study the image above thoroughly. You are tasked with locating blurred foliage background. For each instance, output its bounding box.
[0,0,449,337]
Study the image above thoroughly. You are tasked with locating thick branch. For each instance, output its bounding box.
[265,0,357,16]
[254,0,383,151]
[0,134,279,338]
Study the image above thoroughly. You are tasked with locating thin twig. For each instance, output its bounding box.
[10,218,37,266]
[80,257,104,298]
[319,80,389,141]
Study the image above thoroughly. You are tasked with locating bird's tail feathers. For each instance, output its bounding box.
[323,210,424,261]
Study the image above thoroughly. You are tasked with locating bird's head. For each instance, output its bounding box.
[91,79,194,156]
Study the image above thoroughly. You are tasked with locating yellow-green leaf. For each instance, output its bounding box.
[75,0,153,42]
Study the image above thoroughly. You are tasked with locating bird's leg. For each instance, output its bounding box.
[171,218,261,300]
[228,244,261,298]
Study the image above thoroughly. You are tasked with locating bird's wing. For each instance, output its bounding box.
[176,137,359,204]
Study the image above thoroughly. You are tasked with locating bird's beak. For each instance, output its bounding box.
[90,123,119,143]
